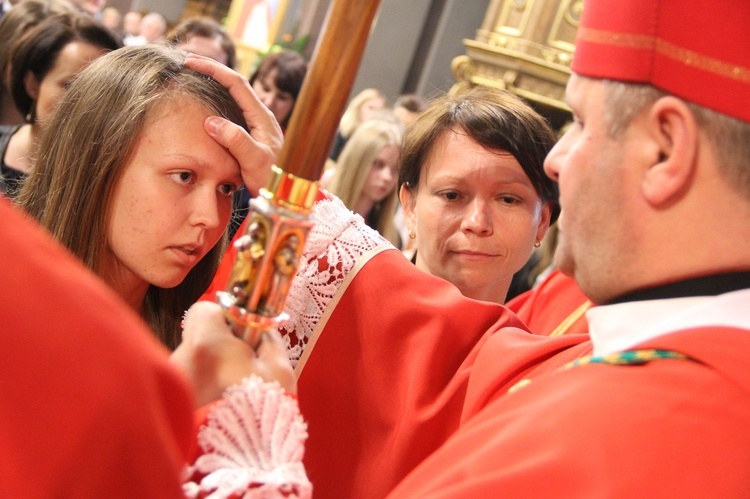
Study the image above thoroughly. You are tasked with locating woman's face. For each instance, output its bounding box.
[27,41,107,125]
[107,96,242,302]
[360,144,399,205]
[400,129,551,304]
[358,96,386,122]
[252,68,294,125]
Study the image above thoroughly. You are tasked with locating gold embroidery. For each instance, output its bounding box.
[577,27,750,84]
[577,26,654,50]
[656,39,750,84]
[548,300,591,337]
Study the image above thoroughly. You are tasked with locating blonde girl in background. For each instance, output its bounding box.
[329,87,386,161]
[326,118,403,247]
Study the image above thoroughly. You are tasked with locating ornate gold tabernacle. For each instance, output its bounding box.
[453,0,581,128]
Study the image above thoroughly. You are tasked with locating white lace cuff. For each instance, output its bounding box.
[276,192,393,367]
[183,375,311,498]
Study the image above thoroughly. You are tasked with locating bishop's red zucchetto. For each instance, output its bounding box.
[572,0,750,123]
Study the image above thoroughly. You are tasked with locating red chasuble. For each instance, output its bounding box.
[295,248,591,498]
[389,326,750,497]
[506,269,591,337]
[0,200,194,498]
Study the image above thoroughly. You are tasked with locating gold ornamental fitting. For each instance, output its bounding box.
[261,165,318,213]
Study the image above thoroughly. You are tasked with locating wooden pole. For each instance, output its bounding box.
[277,0,382,181]
[218,0,383,341]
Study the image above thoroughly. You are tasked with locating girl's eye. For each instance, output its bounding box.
[218,183,237,196]
[171,171,194,184]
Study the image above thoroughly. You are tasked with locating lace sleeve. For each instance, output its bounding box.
[276,192,393,367]
[183,375,312,499]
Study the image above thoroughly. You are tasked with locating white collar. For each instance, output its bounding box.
[587,288,750,356]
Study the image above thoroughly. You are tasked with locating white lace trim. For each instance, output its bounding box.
[275,193,392,367]
[183,375,311,499]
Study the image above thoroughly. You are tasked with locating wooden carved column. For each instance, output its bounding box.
[452,0,582,129]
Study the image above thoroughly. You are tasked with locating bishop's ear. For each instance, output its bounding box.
[641,96,699,206]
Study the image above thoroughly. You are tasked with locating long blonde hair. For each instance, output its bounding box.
[328,118,403,245]
[19,45,248,349]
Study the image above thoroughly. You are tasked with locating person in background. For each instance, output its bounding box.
[249,49,307,132]
[392,93,426,127]
[0,0,77,126]
[0,11,120,198]
[329,87,386,161]
[166,16,236,69]
[68,0,101,16]
[326,118,403,246]
[0,0,22,20]
[121,9,140,38]
[100,5,120,32]
[124,10,164,45]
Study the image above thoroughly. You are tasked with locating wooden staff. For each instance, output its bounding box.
[279,0,383,180]
[218,0,383,343]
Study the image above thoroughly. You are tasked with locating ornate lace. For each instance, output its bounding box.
[275,193,392,367]
[183,375,311,498]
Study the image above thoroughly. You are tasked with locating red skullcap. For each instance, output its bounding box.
[572,0,750,123]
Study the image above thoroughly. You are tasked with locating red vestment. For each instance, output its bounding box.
[297,248,750,497]
[0,200,194,497]
[506,269,590,336]
[295,248,591,498]
[390,325,750,497]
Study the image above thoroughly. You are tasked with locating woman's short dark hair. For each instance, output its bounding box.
[398,84,560,222]
[249,49,307,128]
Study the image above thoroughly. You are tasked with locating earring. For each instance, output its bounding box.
[408,229,416,240]
[25,100,36,124]
[534,241,541,248]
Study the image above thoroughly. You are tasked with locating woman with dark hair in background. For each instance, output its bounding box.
[0,0,77,126]
[0,10,120,198]
[249,49,307,132]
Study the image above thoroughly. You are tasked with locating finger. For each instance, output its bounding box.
[256,328,289,360]
[185,54,283,156]
[181,301,233,344]
[205,116,273,196]
[254,330,297,394]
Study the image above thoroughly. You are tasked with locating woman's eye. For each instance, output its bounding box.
[440,191,460,201]
[498,195,520,205]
